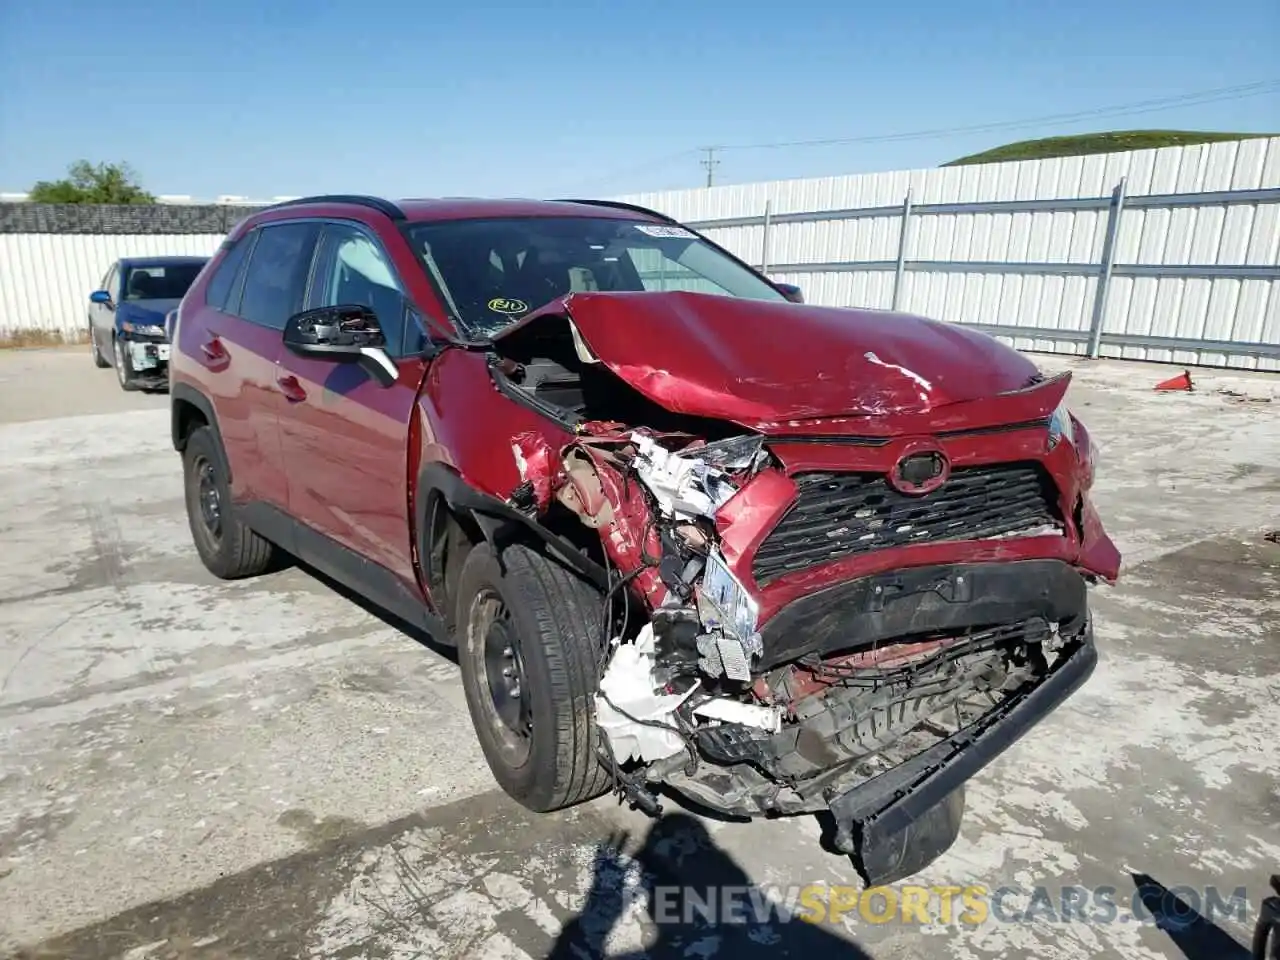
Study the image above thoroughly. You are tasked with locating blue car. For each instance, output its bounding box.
[88,255,208,391]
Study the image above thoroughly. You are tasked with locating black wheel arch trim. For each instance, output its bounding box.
[414,461,609,592]
[170,384,231,479]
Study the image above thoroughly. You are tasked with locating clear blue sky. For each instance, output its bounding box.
[1,0,1277,200]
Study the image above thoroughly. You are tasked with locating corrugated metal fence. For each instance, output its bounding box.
[0,204,262,344]
[615,136,1280,370]
[3,138,1278,367]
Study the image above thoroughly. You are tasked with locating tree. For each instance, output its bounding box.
[28,160,157,204]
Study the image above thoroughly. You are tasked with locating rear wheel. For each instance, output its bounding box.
[113,337,138,391]
[455,542,611,812]
[182,426,276,579]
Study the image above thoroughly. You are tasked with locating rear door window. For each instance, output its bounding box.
[238,222,320,330]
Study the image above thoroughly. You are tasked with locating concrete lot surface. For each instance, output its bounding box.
[1,345,1277,960]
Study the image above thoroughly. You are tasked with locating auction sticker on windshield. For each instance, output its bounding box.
[635,224,695,239]
[488,298,529,314]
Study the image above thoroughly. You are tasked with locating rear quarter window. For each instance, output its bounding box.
[205,234,254,312]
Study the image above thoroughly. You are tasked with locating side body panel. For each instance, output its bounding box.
[276,351,431,585]
[274,213,449,593]
[172,232,291,510]
[89,262,120,356]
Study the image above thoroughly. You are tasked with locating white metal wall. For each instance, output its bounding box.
[615,136,1280,370]
[2,138,1277,368]
[0,234,223,340]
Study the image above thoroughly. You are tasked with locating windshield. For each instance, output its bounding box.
[406,216,786,337]
[122,262,205,301]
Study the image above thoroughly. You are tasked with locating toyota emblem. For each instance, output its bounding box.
[890,450,950,495]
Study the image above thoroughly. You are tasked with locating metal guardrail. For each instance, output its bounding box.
[689,183,1280,360]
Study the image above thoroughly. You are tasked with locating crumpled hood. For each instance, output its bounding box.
[510,291,1047,428]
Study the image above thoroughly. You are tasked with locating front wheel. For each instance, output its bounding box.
[112,337,138,391]
[1254,884,1280,960]
[455,542,611,812]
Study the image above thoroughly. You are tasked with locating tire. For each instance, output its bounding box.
[91,328,109,368]
[181,425,276,579]
[1254,901,1280,960]
[455,542,611,812]
[113,336,138,391]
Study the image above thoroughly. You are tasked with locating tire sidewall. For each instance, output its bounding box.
[182,427,231,572]
[113,336,135,390]
[456,544,587,810]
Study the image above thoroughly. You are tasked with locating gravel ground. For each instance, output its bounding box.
[1,345,1277,960]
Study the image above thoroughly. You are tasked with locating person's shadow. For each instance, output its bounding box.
[1129,872,1252,960]
[546,811,874,959]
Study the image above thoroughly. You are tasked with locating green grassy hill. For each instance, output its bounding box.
[944,130,1277,166]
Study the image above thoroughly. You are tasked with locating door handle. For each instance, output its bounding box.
[200,336,230,371]
[277,374,307,403]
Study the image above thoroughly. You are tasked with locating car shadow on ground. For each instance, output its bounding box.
[547,811,873,959]
[292,559,460,663]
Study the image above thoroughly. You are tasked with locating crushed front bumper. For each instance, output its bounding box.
[123,338,171,382]
[827,619,1096,884]
[757,557,1089,670]
[641,557,1097,883]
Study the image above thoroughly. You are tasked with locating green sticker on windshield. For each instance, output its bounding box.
[488,297,529,314]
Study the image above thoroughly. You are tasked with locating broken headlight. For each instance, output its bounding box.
[696,434,769,473]
[1047,398,1075,450]
[697,548,760,643]
[120,321,166,338]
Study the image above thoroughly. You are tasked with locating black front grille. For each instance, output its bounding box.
[752,462,1063,584]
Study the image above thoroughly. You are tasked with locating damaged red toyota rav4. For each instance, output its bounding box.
[169,195,1120,884]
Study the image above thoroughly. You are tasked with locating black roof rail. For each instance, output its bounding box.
[263,195,405,221]
[552,198,681,225]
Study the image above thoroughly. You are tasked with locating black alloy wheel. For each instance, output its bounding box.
[194,454,223,545]
[181,425,276,580]
[474,588,534,762]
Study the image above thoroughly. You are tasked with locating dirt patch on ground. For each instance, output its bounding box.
[0,330,90,350]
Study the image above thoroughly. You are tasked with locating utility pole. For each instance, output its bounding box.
[700,147,720,187]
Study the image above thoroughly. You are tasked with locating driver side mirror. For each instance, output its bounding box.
[90,290,114,307]
[776,283,804,304]
[282,304,399,388]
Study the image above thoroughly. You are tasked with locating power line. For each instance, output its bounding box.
[715,79,1280,153]
[568,78,1279,196]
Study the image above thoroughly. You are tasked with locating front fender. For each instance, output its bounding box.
[415,461,609,591]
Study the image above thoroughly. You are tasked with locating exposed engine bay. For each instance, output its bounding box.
[486,297,1112,883]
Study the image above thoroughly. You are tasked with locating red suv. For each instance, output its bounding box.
[169,195,1120,884]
